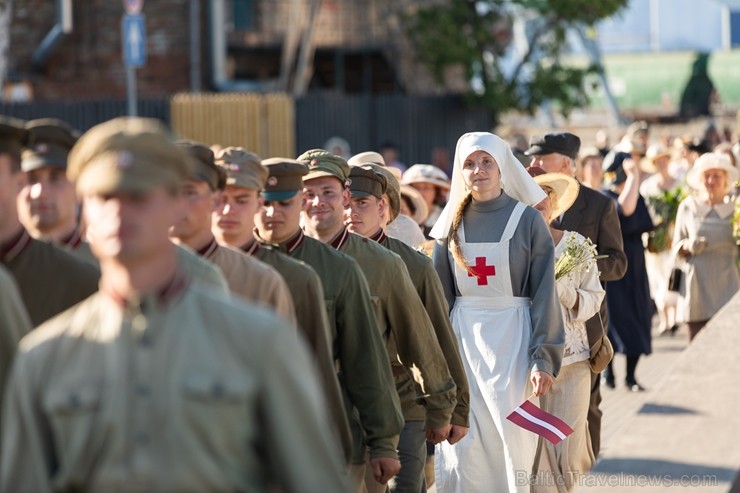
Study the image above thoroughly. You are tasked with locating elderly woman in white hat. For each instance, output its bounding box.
[431,132,563,493]
[673,152,740,341]
[402,164,451,237]
[528,166,605,492]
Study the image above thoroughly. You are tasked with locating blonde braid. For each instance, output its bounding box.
[449,192,474,272]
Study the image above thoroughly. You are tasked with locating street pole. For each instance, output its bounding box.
[126,65,137,116]
[122,1,145,116]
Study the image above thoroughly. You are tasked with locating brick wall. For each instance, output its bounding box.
[9,0,195,100]
[242,0,449,94]
[6,0,454,101]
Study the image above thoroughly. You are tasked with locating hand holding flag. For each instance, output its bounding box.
[506,397,574,445]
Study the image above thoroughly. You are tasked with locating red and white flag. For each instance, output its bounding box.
[506,399,574,444]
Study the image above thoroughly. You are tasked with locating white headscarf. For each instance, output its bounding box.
[430,132,546,239]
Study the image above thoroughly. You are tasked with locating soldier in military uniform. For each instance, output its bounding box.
[346,163,473,491]
[170,140,296,324]
[16,119,84,245]
[212,146,352,462]
[0,116,99,327]
[254,158,403,490]
[299,150,458,493]
[0,265,31,404]
[0,117,350,493]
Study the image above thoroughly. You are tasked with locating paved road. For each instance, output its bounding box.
[598,322,688,455]
[427,320,692,493]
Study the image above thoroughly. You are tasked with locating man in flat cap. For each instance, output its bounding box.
[299,149,458,491]
[16,119,87,252]
[212,146,352,463]
[345,163,470,493]
[347,151,427,249]
[0,115,99,328]
[170,140,296,324]
[525,131,627,458]
[0,116,350,493]
[16,122,228,290]
[254,157,404,491]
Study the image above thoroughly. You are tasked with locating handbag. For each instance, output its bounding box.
[590,311,614,373]
[668,266,683,292]
[589,334,614,373]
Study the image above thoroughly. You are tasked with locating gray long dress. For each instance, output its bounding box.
[673,196,739,322]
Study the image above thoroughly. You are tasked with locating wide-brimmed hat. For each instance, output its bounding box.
[402,164,451,190]
[686,152,740,192]
[528,166,580,219]
[400,184,428,225]
[641,143,673,173]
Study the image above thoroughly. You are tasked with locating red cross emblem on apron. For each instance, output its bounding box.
[468,256,496,286]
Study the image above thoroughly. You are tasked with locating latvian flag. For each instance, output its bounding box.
[506,399,574,444]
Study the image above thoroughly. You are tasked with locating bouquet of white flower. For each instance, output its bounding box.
[554,234,606,281]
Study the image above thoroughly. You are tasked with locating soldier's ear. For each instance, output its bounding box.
[377,196,387,216]
[341,187,351,208]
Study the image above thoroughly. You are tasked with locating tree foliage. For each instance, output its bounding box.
[404,0,629,125]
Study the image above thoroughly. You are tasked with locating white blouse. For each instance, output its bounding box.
[554,231,607,366]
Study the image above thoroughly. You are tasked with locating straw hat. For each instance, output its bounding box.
[528,166,580,219]
[686,152,740,192]
[402,164,451,190]
[400,184,429,225]
[641,143,673,173]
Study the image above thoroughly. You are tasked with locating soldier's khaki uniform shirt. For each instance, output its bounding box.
[1,228,99,327]
[0,275,351,493]
[242,240,352,462]
[195,237,296,325]
[331,228,457,429]
[74,240,230,294]
[174,243,229,293]
[375,230,470,427]
[0,265,31,402]
[259,229,403,464]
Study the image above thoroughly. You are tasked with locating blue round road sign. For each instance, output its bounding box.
[122,0,143,14]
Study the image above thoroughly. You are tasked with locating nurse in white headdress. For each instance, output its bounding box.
[431,132,564,493]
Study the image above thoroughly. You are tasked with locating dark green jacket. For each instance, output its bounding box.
[261,229,403,464]
[333,228,457,429]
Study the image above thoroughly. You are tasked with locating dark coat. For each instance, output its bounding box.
[558,185,628,356]
[602,190,655,356]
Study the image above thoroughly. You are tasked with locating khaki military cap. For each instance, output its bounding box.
[348,165,387,200]
[22,118,80,172]
[0,115,30,162]
[297,149,350,184]
[261,157,309,201]
[215,147,266,191]
[176,140,226,191]
[347,151,385,167]
[68,117,193,195]
[365,163,401,222]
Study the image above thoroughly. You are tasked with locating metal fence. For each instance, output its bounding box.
[1,93,491,163]
[0,99,170,132]
[296,93,492,165]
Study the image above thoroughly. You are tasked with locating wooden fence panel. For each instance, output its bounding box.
[170,93,294,157]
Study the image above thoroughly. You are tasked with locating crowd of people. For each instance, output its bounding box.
[0,113,738,493]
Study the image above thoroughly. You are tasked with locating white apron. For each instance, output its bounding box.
[436,202,537,493]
